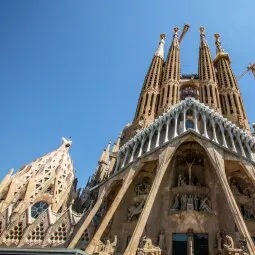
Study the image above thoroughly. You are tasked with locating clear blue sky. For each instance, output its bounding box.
[1,1,255,188]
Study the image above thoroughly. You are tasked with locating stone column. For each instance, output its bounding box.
[85,168,136,254]
[187,232,194,255]
[211,118,219,144]
[155,124,162,148]
[202,113,209,138]
[122,148,130,168]
[228,129,237,153]
[194,107,199,134]
[236,134,246,157]
[173,113,179,138]
[207,147,255,255]
[146,130,154,152]
[68,188,106,249]
[113,155,120,173]
[182,108,187,133]
[219,123,228,148]
[129,140,138,163]
[123,146,175,255]
[164,118,170,143]
[138,136,146,158]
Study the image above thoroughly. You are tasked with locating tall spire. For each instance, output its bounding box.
[213,33,250,130]
[198,27,221,112]
[158,27,181,114]
[133,34,165,129]
[94,141,111,183]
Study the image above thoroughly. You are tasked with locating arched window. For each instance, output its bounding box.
[186,119,194,130]
[31,201,49,219]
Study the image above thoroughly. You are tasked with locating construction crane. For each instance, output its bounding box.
[238,63,255,80]
[179,24,190,44]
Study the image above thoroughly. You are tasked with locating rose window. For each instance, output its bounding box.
[31,201,49,219]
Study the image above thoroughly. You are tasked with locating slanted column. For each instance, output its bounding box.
[164,118,170,143]
[202,113,209,138]
[155,124,162,148]
[182,108,187,133]
[121,148,130,168]
[173,113,179,138]
[85,168,136,254]
[129,140,138,163]
[68,189,106,248]
[146,130,154,152]
[211,117,219,143]
[123,147,175,255]
[228,129,237,153]
[138,136,146,158]
[194,107,199,133]
[219,123,228,148]
[207,148,255,255]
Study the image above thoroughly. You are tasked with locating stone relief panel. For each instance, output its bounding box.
[127,178,151,222]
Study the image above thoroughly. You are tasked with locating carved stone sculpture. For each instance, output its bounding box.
[223,235,248,255]
[199,196,213,214]
[170,194,180,211]
[127,198,146,221]
[135,182,151,196]
[180,194,187,210]
[137,236,161,255]
[94,235,117,255]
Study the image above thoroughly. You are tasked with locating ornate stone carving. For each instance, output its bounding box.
[94,235,117,255]
[137,236,161,255]
[127,196,146,221]
[127,180,151,221]
[170,194,213,214]
[223,235,248,255]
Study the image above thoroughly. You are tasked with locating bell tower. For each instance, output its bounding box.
[158,27,180,114]
[213,33,250,131]
[133,34,166,129]
[198,27,221,112]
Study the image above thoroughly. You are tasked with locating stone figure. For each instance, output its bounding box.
[180,194,187,210]
[137,236,161,255]
[230,180,241,194]
[94,235,117,255]
[187,195,194,211]
[170,194,180,211]
[193,195,198,211]
[135,182,151,196]
[222,235,248,254]
[127,198,146,221]
[243,205,255,219]
[177,173,186,186]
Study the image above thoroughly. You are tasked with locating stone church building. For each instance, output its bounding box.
[0,25,255,255]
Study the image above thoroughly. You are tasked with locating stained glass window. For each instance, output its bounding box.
[31,201,49,219]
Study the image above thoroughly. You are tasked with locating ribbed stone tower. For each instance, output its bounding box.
[198,27,221,112]
[1,25,255,255]
[214,33,250,131]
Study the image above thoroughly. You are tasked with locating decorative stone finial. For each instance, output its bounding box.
[200,27,205,34]
[155,33,166,59]
[160,33,166,40]
[173,27,179,34]
[62,137,72,148]
[214,33,224,52]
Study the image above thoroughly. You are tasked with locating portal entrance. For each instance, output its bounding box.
[172,234,187,255]
[172,233,208,255]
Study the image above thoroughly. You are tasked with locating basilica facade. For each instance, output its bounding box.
[0,25,255,255]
